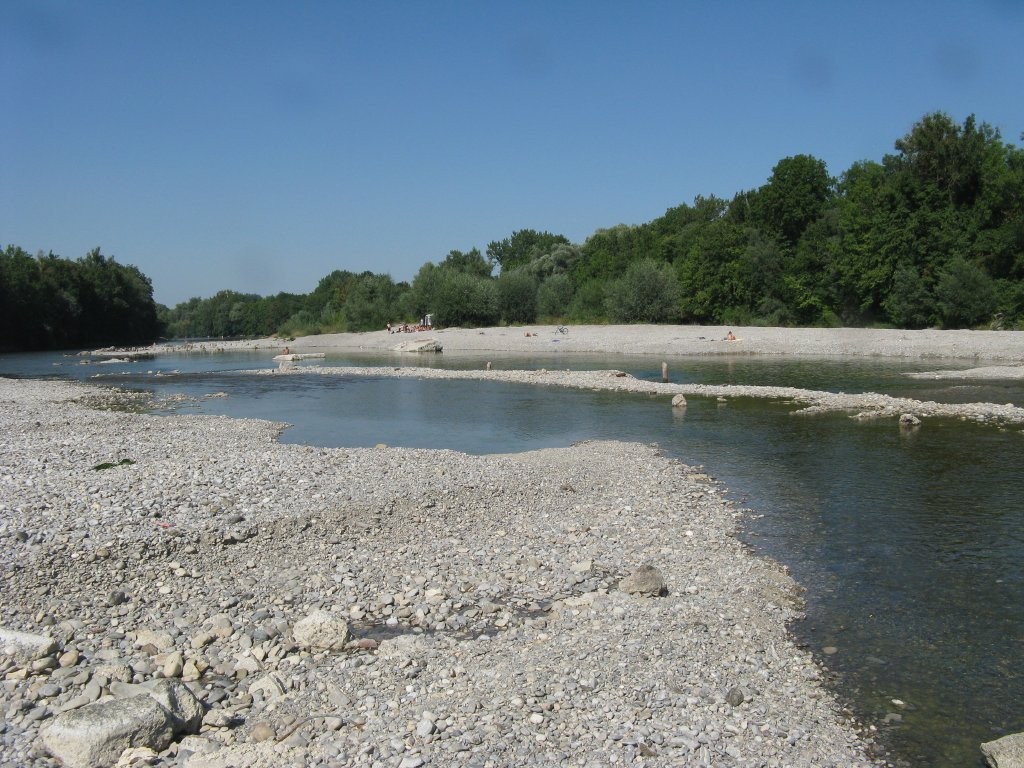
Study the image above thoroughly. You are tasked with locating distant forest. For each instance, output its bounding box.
[4,112,1023,351]
[0,247,159,351]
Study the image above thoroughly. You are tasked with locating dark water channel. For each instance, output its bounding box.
[3,349,1024,767]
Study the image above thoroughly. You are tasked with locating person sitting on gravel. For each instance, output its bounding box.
[724,331,736,341]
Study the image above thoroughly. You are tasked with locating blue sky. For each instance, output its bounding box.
[3,1,1022,307]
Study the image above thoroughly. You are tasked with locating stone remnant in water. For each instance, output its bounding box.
[982,732,1024,768]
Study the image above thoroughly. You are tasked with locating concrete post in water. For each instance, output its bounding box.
[486,362,491,371]
[661,362,669,383]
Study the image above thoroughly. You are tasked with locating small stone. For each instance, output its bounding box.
[162,653,184,678]
[293,610,350,651]
[416,717,436,738]
[134,630,174,655]
[725,687,745,707]
[618,565,667,597]
[250,722,276,742]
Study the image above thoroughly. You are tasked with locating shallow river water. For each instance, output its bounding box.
[3,348,1023,767]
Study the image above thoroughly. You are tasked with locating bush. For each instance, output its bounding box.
[537,274,574,320]
[935,258,996,328]
[496,269,538,324]
[604,259,681,323]
[567,279,607,323]
[432,271,500,328]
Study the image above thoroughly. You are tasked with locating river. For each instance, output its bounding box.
[2,347,1022,767]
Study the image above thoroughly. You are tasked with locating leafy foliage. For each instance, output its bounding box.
[9,111,1023,340]
[0,246,159,351]
[604,259,681,323]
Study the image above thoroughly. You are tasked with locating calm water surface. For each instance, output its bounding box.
[3,348,1023,767]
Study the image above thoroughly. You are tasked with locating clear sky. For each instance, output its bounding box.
[3,1,1022,307]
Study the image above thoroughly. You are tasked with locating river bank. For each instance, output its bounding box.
[0,377,882,767]
[296,324,1024,363]
[145,324,1024,365]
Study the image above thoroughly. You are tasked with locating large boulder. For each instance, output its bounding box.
[292,610,350,651]
[983,732,1024,768]
[42,695,174,768]
[147,679,204,734]
[42,680,204,767]
[0,627,57,664]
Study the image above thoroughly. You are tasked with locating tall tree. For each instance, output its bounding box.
[755,154,834,247]
[487,230,571,274]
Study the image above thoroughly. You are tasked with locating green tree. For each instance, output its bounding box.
[754,155,834,247]
[343,273,402,331]
[604,258,681,323]
[674,218,747,322]
[440,248,492,278]
[487,230,571,274]
[934,258,996,328]
[537,273,574,319]
[883,265,933,328]
[567,279,606,323]
[496,269,538,324]
[432,270,499,327]
[574,224,658,285]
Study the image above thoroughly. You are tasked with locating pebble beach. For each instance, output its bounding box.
[6,323,1023,767]
[2,371,881,767]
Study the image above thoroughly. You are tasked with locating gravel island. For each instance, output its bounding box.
[0,377,882,767]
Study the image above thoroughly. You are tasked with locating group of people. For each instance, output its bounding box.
[386,322,432,334]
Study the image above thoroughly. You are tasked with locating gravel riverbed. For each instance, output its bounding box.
[0,377,883,767]
[262,364,1024,427]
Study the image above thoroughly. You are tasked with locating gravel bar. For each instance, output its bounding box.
[260,364,1024,427]
[0,377,884,767]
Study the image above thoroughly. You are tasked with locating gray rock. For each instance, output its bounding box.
[416,717,436,737]
[0,627,57,664]
[146,679,204,734]
[618,565,667,596]
[42,695,174,768]
[293,610,350,650]
[983,732,1024,768]
[134,629,175,652]
[248,672,287,699]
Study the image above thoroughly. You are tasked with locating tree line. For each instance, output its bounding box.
[5,111,1024,350]
[0,246,160,351]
